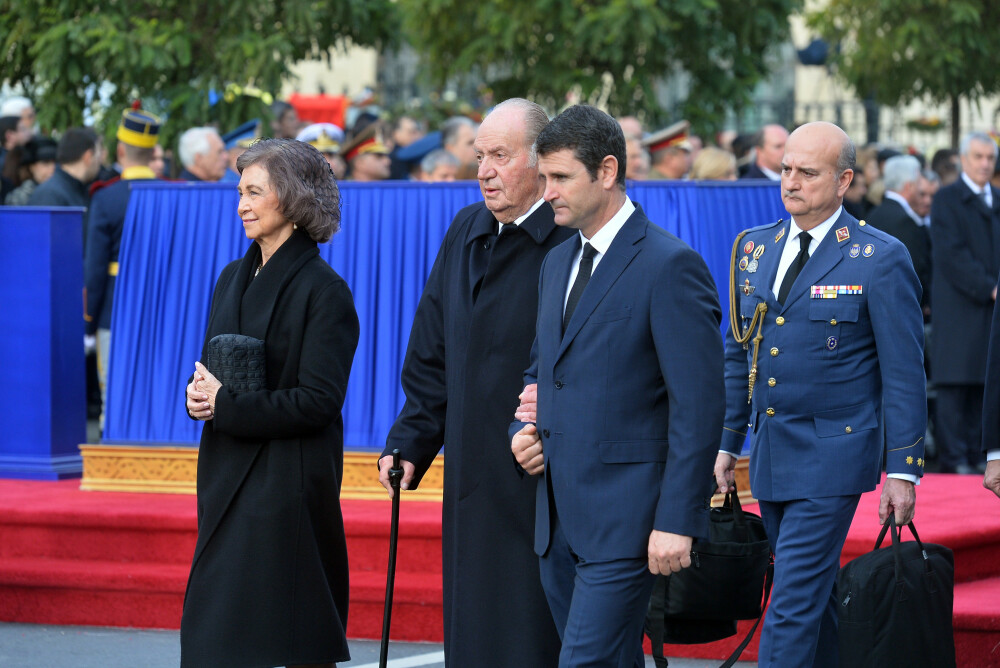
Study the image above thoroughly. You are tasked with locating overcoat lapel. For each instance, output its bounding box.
[240,230,319,341]
[780,212,853,311]
[556,209,644,363]
[465,207,498,305]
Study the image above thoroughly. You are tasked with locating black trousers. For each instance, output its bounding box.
[934,384,985,470]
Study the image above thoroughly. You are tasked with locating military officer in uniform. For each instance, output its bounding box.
[714,122,926,668]
[84,106,162,427]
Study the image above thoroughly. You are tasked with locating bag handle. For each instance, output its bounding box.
[873,516,934,584]
[719,555,774,668]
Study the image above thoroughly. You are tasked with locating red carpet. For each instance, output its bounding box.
[1,474,999,664]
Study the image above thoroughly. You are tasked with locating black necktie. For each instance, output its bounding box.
[564,243,598,331]
[777,232,811,305]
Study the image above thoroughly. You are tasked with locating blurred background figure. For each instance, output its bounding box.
[441,116,478,179]
[389,115,426,179]
[643,120,693,179]
[418,148,459,182]
[916,169,940,226]
[867,155,932,318]
[931,148,960,186]
[689,146,737,181]
[27,127,103,209]
[617,115,644,142]
[740,124,787,180]
[178,127,228,182]
[842,170,870,219]
[3,135,57,205]
[269,100,301,139]
[392,131,442,180]
[342,125,391,181]
[221,120,262,182]
[624,136,649,180]
[297,122,347,180]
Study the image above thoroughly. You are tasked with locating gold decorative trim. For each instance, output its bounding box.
[78,445,446,501]
[79,445,198,494]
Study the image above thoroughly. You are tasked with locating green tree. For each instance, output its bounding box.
[399,0,801,133]
[0,0,399,150]
[808,0,1000,147]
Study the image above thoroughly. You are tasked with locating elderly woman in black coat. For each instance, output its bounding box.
[182,138,360,668]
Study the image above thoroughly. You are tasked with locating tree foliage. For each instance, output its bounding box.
[808,0,1000,145]
[399,0,800,133]
[0,0,399,149]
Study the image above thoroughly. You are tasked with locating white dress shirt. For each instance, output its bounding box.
[883,190,923,226]
[961,171,994,208]
[563,198,636,314]
[499,197,546,234]
[770,208,841,298]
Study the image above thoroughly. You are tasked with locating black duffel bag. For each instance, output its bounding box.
[837,516,955,667]
[645,483,773,668]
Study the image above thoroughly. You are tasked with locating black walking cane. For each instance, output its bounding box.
[379,449,404,668]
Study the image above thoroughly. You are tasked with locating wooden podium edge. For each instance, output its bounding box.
[79,444,751,505]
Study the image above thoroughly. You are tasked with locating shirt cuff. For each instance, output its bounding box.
[988,449,1000,462]
[887,473,919,485]
[719,448,741,458]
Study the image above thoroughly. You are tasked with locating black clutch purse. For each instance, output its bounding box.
[206,334,267,393]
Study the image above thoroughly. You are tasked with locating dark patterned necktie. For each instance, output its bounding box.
[777,232,811,304]
[564,243,598,331]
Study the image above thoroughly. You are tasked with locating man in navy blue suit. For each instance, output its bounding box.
[511,104,725,667]
[715,121,926,667]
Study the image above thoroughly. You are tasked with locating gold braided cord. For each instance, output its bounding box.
[728,230,768,402]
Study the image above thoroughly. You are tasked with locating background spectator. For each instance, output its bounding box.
[689,146,737,180]
[4,136,57,206]
[177,127,228,182]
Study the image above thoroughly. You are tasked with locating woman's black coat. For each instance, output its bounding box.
[180,229,360,668]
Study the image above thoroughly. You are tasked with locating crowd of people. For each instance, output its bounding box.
[4,89,1000,667]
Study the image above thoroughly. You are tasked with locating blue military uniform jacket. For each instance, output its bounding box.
[84,166,156,334]
[721,209,926,502]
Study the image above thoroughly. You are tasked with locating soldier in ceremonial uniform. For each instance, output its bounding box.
[642,120,693,180]
[714,122,926,668]
[84,106,162,428]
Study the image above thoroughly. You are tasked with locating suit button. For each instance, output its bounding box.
[845,426,852,433]
[483,240,491,249]
[542,429,550,438]
[554,380,563,389]
[768,378,776,387]
[770,347,779,357]
[766,408,775,417]
[830,318,838,326]
[775,316,785,326]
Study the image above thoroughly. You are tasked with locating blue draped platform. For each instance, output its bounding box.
[104,180,784,450]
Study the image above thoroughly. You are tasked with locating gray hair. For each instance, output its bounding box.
[836,135,857,176]
[420,148,460,175]
[178,127,221,168]
[882,155,922,192]
[960,132,999,159]
[487,98,550,166]
[441,116,477,148]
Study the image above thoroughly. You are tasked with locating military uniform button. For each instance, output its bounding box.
[859,220,867,226]
[766,408,775,417]
[830,318,837,326]
[768,378,776,387]
[845,426,852,434]
[770,347,779,357]
[776,316,785,326]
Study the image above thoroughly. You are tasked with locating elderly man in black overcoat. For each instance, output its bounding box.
[379,98,572,666]
[931,131,1000,473]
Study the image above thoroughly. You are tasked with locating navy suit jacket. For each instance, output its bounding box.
[721,211,926,501]
[515,203,725,561]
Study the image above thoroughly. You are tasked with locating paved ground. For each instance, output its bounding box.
[0,623,757,667]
